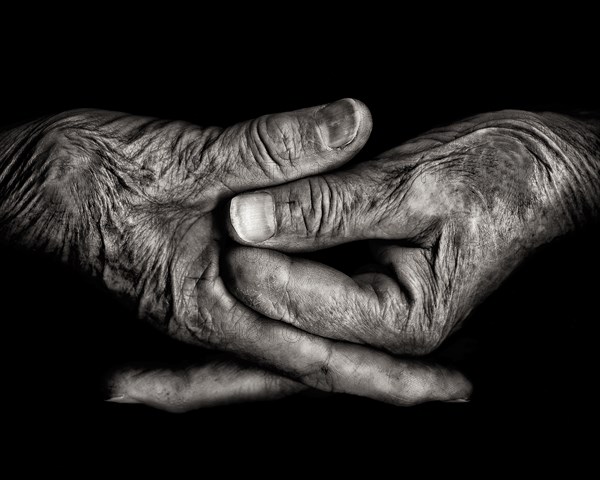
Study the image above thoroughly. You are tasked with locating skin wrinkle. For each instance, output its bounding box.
[371,257,420,352]
[300,341,335,392]
[405,252,440,352]
[0,126,62,226]
[359,278,391,340]
[359,279,404,347]
[327,176,345,238]
[468,115,599,224]
[337,176,358,238]
[227,110,599,360]
[279,257,295,323]
[2,105,598,410]
[248,117,283,179]
[376,162,422,233]
[300,195,312,237]
[182,250,223,344]
[432,225,466,341]
[307,174,319,231]
[13,102,477,411]
[179,127,223,182]
[260,114,299,165]
[3,152,53,230]
[10,113,225,333]
[315,176,332,238]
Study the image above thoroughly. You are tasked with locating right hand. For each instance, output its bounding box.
[225,110,600,356]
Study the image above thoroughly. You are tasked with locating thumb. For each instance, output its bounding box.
[204,98,373,195]
[227,159,432,251]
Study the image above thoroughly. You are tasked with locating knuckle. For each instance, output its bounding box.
[404,307,445,355]
[32,114,103,222]
[288,176,346,239]
[170,123,222,173]
[376,294,444,355]
[297,343,336,393]
[259,114,302,162]
[171,258,228,348]
[373,297,413,354]
[170,298,223,349]
[375,249,448,355]
[247,115,300,177]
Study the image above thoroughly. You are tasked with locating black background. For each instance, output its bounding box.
[1,13,598,469]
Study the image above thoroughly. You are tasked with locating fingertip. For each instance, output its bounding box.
[432,367,473,404]
[103,367,142,405]
[381,361,474,407]
[347,97,373,146]
[445,371,474,403]
[222,246,270,295]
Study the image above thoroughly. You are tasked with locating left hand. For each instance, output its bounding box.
[1,100,471,409]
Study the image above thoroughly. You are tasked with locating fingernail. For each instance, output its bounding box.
[105,394,139,404]
[445,398,471,403]
[230,192,276,243]
[316,99,360,148]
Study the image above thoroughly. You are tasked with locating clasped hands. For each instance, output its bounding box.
[1,99,597,411]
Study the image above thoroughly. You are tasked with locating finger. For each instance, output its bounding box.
[224,246,425,355]
[226,159,436,251]
[205,98,372,195]
[105,360,306,413]
[197,277,472,405]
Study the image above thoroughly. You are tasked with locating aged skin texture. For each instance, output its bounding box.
[227,110,600,357]
[0,100,474,412]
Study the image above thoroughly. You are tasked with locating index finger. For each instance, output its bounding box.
[189,277,472,405]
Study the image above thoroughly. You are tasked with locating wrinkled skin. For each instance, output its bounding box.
[226,110,600,355]
[0,100,474,410]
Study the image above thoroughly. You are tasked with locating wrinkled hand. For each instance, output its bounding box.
[226,110,600,354]
[0,100,472,410]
